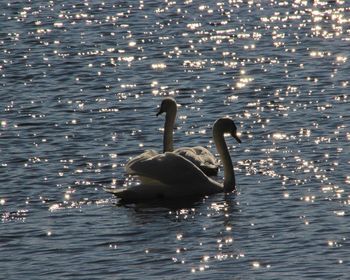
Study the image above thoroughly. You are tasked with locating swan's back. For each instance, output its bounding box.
[174,146,219,176]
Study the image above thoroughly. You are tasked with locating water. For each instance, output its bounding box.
[1,0,349,278]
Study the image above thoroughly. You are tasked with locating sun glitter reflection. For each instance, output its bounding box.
[333,211,345,216]
[272,132,288,140]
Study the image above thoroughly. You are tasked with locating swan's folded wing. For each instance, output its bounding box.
[174,146,219,174]
[125,152,209,186]
[125,149,159,172]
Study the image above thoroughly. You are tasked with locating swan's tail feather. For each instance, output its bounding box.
[104,185,168,203]
[104,187,139,202]
[104,187,127,196]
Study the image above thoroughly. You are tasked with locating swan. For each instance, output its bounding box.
[157,97,219,176]
[106,117,241,202]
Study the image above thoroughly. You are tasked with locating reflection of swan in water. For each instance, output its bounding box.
[157,97,219,176]
[106,117,241,203]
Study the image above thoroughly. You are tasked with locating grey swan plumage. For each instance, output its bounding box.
[106,117,241,202]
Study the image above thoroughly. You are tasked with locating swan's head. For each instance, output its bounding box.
[214,117,241,143]
[156,97,177,116]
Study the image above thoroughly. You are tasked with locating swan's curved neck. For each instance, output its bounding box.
[163,106,177,153]
[213,129,235,192]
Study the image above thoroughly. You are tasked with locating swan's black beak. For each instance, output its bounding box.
[156,108,164,117]
[232,133,242,143]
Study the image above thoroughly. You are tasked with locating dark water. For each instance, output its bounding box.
[1,0,349,279]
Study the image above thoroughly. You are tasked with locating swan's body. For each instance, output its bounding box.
[106,118,241,203]
[157,97,219,176]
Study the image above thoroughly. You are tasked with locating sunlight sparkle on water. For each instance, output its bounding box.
[272,132,287,140]
[1,0,349,278]
[151,63,167,69]
[283,192,290,198]
[49,204,61,212]
[334,211,345,216]
[176,234,183,240]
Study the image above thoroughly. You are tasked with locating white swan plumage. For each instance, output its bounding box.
[157,97,219,176]
[106,117,241,202]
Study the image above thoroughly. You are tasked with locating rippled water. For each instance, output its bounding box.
[1,0,350,278]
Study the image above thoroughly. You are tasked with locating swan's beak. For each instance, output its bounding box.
[156,107,165,116]
[232,133,242,143]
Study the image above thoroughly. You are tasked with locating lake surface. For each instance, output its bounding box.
[1,0,349,279]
